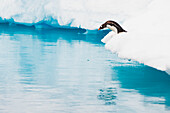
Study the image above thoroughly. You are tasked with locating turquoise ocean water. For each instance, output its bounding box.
[0,24,170,113]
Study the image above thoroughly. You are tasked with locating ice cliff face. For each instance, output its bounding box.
[0,0,150,29]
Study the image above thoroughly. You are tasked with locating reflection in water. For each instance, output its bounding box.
[113,66,170,110]
[98,87,117,105]
[0,24,169,113]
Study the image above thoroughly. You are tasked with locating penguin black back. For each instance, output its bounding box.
[98,20,127,33]
[106,20,127,33]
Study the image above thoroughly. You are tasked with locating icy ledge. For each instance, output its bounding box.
[0,0,150,30]
[101,0,170,75]
[101,31,170,75]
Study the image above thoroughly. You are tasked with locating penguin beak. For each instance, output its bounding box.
[98,28,101,31]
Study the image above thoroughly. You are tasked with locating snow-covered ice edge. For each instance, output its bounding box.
[101,0,170,75]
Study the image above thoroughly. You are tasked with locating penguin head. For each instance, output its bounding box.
[98,23,107,30]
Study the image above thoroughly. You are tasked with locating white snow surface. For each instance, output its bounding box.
[0,0,150,29]
[102,0,170,74]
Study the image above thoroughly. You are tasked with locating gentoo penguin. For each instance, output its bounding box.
[98,20,127,34]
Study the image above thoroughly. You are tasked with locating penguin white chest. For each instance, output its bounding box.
[107,25,118,34]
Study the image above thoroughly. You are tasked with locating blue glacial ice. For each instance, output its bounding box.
[0,0,150,30]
